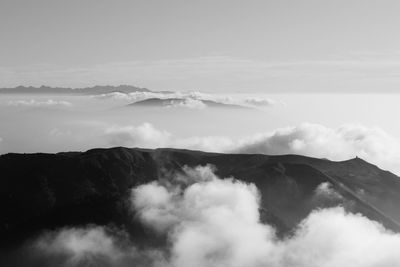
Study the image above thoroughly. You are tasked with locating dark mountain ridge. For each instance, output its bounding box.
[1,147,400,249]
[128,98,250,109]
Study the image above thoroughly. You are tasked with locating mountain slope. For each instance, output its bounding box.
[1,147,400,248]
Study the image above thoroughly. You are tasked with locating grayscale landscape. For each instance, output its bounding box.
[2,1,400,266]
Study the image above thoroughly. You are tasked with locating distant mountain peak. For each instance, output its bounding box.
[128,97,251,109]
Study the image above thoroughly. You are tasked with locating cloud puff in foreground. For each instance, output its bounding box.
[32,165,400,267]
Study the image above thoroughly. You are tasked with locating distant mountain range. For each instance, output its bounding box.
[0,85,151,95]
[0,85,256,109]
[1,147,400,251]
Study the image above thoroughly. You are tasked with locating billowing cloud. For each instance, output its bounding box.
[24,165,400,267]
[103,123,235,152]
[131,165,400,267]
[165,98,207,109]
[235,123,400,172]
[7,99,72,107]
[281,207,400,267]
[131,165,275,267]
[104,123,171,148]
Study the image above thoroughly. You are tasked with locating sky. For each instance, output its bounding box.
[2,0,400,92]
[2,0,400,174]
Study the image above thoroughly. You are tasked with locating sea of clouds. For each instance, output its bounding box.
[1,120,399,174]
[7,99,73,107]
[93,91,277,109]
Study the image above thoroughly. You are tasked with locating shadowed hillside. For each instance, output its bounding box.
[1,147,400,249]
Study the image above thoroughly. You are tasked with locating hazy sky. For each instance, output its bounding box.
[2,0,400,92]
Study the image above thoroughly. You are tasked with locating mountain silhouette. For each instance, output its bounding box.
[128,98,250,109]
[1,147,400,249]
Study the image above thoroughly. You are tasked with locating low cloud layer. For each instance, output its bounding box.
[236,123,400,166]
[7,99,72,107]
[243,96,276,106]
[104,122,400,174]
[31,226,163,267]
[165,98,207,109]
[104,123,171,148]
[94,90,276,109]
[36,227,124,265]
[28,165,400,267]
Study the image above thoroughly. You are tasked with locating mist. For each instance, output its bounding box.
[2,92,400,174]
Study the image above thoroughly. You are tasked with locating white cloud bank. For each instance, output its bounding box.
[34,226,164,267]
[244,96,277,106]
[93,90,276,109]
[104,123,171,148]
[7,99,72,107]
[165,98,207,109]
[236,123,400,166]
[33,165,400,267]
[104,122,400,174]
